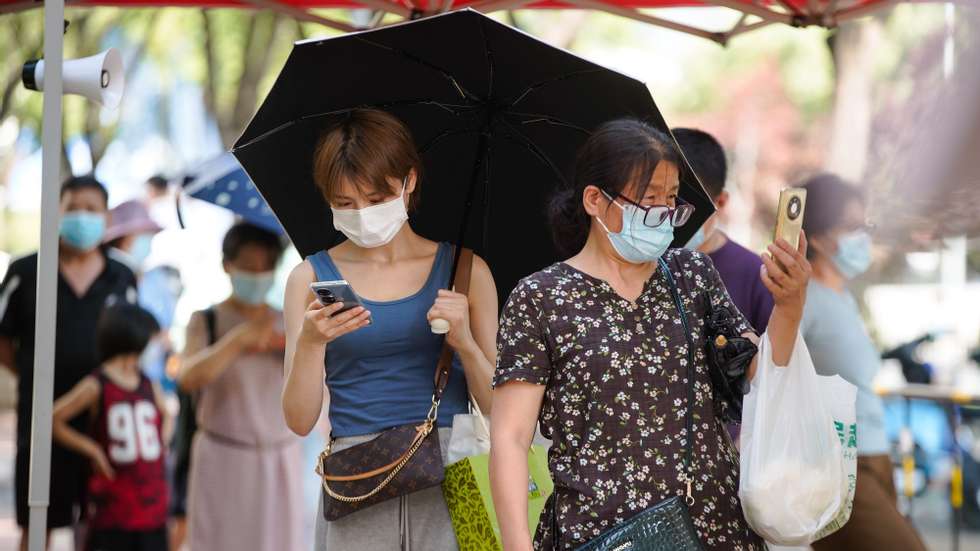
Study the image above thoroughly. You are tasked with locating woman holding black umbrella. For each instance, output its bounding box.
[280,109,499,550]
[489,119,811,550]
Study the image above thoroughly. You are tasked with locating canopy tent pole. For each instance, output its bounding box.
[472,0,534,13]
[836,0,900,23]
[27,0,65,549]
[775,0,805,16]
[241,0,359,31]
[0,0,44,15]
[357,0,413,18]
[705,0,794,24]
[826,0,840,17]
[562,0,726,44]
[722,18,776,40]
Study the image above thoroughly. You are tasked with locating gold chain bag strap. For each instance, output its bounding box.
[315,248,474,521]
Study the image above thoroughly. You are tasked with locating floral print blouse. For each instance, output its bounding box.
[494,248,765,550]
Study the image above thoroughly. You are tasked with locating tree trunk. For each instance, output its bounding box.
[228,12,282,147]
[824,20,882,181]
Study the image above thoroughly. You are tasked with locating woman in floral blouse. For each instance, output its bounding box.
[489,119,811,550]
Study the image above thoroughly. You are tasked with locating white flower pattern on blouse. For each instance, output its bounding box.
[494,248,764,550]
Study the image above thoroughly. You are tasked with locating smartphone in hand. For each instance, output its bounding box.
[772,188,807,251]
[309,280,365,315]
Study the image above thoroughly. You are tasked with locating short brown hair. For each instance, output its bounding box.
[312,109,423,210]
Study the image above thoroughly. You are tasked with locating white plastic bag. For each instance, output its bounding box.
[739,332,852,545]
[447,395,491,464]
[812,373,858,540]
[447,396,552,464]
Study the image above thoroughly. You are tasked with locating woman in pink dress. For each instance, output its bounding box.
[178,222,304,551]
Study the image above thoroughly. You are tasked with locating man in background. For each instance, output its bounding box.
[0,175,137,550]
[145,175,169,202]
[673,127,774,333]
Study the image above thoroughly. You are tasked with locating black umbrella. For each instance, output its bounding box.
[232,9,713,303]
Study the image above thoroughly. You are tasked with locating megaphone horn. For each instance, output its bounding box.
[21,48,125,110]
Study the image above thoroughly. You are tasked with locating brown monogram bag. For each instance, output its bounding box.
[316,248,474,521]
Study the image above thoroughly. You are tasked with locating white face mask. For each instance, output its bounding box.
[331,179,409,249]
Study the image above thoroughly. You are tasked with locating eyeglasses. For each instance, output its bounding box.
[606,192,696,228]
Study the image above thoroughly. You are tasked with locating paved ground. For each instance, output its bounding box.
[2,409,978,550]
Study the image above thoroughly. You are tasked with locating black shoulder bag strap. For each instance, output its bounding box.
[657,256,697,504]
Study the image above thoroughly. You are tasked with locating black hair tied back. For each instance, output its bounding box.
[548,186,590,258]
[547,118,681,257]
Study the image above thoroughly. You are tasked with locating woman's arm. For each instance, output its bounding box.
[176,309,263,392]
[282,261,371,436]
[490,381,545,551]
[152,381,173,446]
[427,255,498,412]
[53,376,113,478]
[751,231,812,373]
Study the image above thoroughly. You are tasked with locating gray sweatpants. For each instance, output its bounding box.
[313,428,459,551]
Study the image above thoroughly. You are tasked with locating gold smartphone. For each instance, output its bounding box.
[772,187,807,251]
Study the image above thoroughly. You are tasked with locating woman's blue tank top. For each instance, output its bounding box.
[307,242,468,437]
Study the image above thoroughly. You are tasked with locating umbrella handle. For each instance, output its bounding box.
[430,318,450,334]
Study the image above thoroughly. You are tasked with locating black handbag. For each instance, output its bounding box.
[575,496,703,551]
[560,258,704,551]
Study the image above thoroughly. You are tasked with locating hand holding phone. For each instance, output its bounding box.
[300,280,372,346]
[772,188,806,252]
[310,280,365,314]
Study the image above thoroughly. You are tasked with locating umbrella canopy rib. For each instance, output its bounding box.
[419,128,480,154]
[507,68,606,108]
[355,36,481,102]
[506,111,592,135]
[234,99,481,151]
[499,118,571,188]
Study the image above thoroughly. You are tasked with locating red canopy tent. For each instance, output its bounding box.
[1,0,921,43]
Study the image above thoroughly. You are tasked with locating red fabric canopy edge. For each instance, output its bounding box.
[0,0,894,11]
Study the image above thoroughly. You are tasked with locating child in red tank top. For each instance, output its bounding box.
[53,303,170,551]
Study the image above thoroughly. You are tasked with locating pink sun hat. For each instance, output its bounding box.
[104,200,163,243]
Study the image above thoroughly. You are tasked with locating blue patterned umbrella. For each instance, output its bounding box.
[182,153,285,235]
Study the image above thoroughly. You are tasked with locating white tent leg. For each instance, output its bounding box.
[28,0,64,549]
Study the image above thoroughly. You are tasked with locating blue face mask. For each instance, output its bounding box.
[60,211,106,251]
[596,192,674,264]
[230,270,275,305]
[832,230,873,279]
[129,234,154,267]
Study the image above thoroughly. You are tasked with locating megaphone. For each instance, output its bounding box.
[22,48,124,109]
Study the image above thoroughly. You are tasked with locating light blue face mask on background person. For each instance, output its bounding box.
[230,270,276,305]
[596,191,675,263]
[129,234,154,267]
[60,211,106,251]
[684,226,706,250]
[832,230,873,279]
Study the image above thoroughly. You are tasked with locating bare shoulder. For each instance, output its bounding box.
[287,259,316,286]
[470,253,493,281]
[79,374,102,393]
[469,252,498,297]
